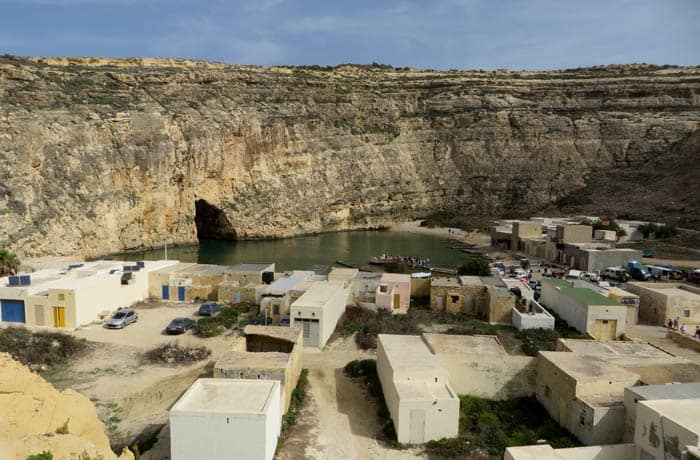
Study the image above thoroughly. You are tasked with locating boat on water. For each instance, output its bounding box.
[368,255,430,269]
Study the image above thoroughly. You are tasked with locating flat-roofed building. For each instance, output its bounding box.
[377,334,459,444]
[170,378,281,460]
[290,282,347,348]
[634,399,700,460]
[0,260,177,328]
[259,272,310,323]
[623,382,700,442]
[375,273,411,314]
[536,351,640,445]
[541,278,627,340]
[430,277,463,313]
[214,325,303,413]
[625,282,700,326]
[505,444,635,460]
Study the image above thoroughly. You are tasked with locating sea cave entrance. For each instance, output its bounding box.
[194,199,237,240]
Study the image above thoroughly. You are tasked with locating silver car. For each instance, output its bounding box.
[104,308,138,329]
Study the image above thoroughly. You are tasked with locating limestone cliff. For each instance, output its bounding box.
[1,57,699,257]
[0,352,133,460]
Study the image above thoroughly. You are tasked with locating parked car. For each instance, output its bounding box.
[164,317,195,335]
[642,251,654,258]
[279,316,291,327]
[249,315,268,326]
[104,308,138,329]
[198,301,221,316]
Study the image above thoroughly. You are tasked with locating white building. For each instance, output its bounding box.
[541,278,627,340]
[377,334,459,444]
[170,378,281,460]
[0,260,177,328]
[635,399,700,460]
[290,282,347,348]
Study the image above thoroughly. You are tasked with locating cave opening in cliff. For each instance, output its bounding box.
[194,199,237,240]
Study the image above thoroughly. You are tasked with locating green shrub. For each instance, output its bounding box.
[26,452,53,460]
[55,418,70,434]
[194,317,223,337]
[0,328,87,367]
[457,256,491,276]
[143,343,211,365]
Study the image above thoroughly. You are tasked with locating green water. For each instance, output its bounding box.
[118,230,469,271]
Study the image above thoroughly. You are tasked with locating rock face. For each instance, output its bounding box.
[1,56,699,257]
[0,352,133,460]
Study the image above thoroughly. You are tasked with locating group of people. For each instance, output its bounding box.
[378,254,430,268]
[667,317,700,339]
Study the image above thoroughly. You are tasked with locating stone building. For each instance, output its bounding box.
[430,277,464,313]
[377,334,459,444]
[625,282,700,326]
[214,325,303,413]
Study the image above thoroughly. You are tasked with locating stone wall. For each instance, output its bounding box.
[2,56,699,257]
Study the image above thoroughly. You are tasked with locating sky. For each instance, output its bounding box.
[1,0,698,70]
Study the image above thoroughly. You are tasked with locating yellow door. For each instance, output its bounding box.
[393,293,401,309]
[594,319,616,341]
[53,307,66,328]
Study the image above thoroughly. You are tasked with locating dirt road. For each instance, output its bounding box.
[277,340,425,460]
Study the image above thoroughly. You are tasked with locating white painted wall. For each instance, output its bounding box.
[170,382,281,460]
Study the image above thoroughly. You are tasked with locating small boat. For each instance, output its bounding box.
[335,260,358,269]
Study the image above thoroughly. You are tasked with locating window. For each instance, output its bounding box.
[684,309,691,318]
[602,320,609,324]
[544,385,551,397]
[273,305,280,315]
[58,293,65,301]
[379,285,388,293]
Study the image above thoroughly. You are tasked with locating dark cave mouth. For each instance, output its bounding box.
[194,199,237,240]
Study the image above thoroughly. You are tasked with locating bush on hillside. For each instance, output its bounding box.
[0,327,87,367]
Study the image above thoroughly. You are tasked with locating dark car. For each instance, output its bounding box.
[165,317,195,335]
[104,308,138,329]
[249,315,267,326]
[198,301,221,316]
[279,316,291,327]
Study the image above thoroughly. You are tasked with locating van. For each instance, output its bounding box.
[604,267,627,282]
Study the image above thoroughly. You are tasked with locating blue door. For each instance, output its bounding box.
[178,286,186,301]
[162,285,170,300]
[1,300,26,323]
[235,291,242,303]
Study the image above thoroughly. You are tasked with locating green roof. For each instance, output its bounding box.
[542,278,622,306]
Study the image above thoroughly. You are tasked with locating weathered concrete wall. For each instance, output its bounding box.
[434,353,537,400]
[667,330,700,352]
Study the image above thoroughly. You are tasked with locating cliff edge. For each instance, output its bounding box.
[1,57,699,257]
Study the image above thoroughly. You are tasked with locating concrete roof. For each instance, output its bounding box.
[379,334,446,375]
[171,378,278,414]
[627,382,700,401]
[539,352,639,383]
[640,399,700,433]
[423,333,507,355]
[265,273,307,294]
[215,351,290,370]
[431,277,461,288]
[329,268,359,277]
[558,339,672,359]
[505,445,561,460]
[458,276,484,286]
[626,363,700,385]
[244,325,302,343]
[379,273,410,283]
[231,263,274,272]
[292,282,344,309]
[394,381,454,402]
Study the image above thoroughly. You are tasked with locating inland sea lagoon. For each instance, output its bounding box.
[118,230,470,271]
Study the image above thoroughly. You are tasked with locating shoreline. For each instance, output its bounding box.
[389,220,491,246]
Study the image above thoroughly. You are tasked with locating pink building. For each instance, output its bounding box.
[375,273,411,314]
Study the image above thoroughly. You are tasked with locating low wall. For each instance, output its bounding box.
[512,301,555,331]
[434,353,537,400]
[668,330,700,352]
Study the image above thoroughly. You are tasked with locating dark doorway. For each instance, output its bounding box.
[194,199,237,240]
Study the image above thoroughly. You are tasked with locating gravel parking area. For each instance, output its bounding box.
[73,301,237,356]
